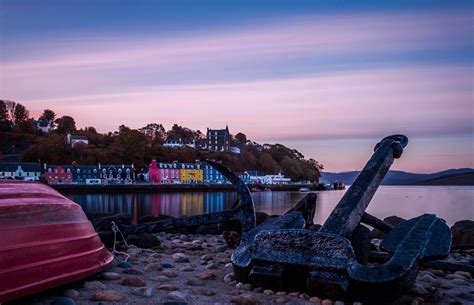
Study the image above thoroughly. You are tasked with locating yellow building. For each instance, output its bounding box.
[180,163,204,183]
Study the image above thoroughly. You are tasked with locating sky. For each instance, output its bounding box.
[1,0,473,173]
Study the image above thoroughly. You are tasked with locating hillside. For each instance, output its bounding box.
[416,172,474,186]
[321,168,474,185]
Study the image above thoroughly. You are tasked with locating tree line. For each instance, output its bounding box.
[0,100,323,182]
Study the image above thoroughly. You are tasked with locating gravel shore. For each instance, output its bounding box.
[11,233,474,305]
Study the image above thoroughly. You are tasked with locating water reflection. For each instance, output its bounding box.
[67,186,474,226]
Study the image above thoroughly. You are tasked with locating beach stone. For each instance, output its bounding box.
[163,302,188,305]
[231,293,261,305]
[417,274,435,284]
[309,296,321,302]
[434,278,456,289]
[300,293,310,300]
[253,287,263,293]
[411,283,428,296]
[199,271,217,280]
[458,291,474,301]
[225,263,233,269]
[90,290,124,302]
[158,284,179,291]
[431,269,446,277]
[180,266,195,272]
[454,271,472,279]
[84,281,106,290]
[263,289,275,295]
[150,275,170,282]
[445,274,467,280]
[117,261,132,268]
[145,263,163,272]
[163,271,178,278]
[321,300,333,305]
[223,231,241,248]
[275,297,286,303]
[124,267,145,275]
[174,257,190,263]
[126,233,161,249]
[206,262,218,270]
[63,289,80,299]
[185,278,205,286]
[215,245,227,252]
[131,286,153,298]
[51,297,75,305]
[102,272,121,280]
[201,254,213,261]
[166,291,187,301]
[162,263,175,268]
[276,291,287,296]
[121,276,146,287]
[450,278,469,285]
[198,288,216,296]
[451,220,474,249]
[172,253,187,260]
[289,292,300,297]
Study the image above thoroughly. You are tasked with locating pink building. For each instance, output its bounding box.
[148,160,180,184]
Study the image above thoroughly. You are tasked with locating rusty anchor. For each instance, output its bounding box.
[231,135,452,302]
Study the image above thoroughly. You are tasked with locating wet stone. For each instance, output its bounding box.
[199,271,217,280]
[276,291,287,296]
[185,278,205,286]
[84,281,107,290]
[236,282,253,291]
[454,271,472,279]
[90,290,124,302]
[206,262,218,270]
[253,287,263,293]
[163,271,179,278]
[150,275,170,282]
[124,268,145,275]
[263,290,275,295]
[201,254,213,261]
[63,289,80,299]
[231,293,261,305]
[300,293,310,300]
[309,296,321,303]
[51,297,75,305]
[102,272,121,281]
[158,284,180,291]
[289,292,300,297]
[174,257,190,263]
[198,288,216,296]
[121,276,146,287]
[161,263,175,268]
[224,273,234,283]
[180,266,195,272]
[131,286,153,298]
[166,291,187,301]
[321,300,333,305]
[145,263,163,272]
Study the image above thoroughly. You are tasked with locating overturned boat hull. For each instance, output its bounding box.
[0,181,113,303]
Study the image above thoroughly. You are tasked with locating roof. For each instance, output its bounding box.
[207,126,229,136]
[34,120,50,128]
[0,162,41,172]
[69,135,88,141]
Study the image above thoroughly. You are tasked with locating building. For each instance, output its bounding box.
[180,163,203,184]
[202,163,229,184]
[206,126,230,152]
[71,165,102,184]
[43,165,73,184]
[34,120,51,133]
[67,134,89,147]
[100,164,134,184]
[0,162,41,181]
[163,139,196,149]
[243,171,291,185]
[229,146,241,154]
[158,162,181,184]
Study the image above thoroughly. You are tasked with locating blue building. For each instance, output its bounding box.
[202,163,229,184]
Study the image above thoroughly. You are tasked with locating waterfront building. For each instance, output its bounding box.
[157,162,181,184]
[0,162,41,181]
[163,139,196,149]
[244,171,291,185]
[43,165,73,184]
[67,134,89,147]
[72,165,102,184]
[206,126,230,151]
[203,163,228,184]
[180,163,204,184]
[100,164,134,184]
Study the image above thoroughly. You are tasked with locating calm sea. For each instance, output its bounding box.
[66,186,474,226]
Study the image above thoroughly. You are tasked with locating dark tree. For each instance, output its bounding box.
[0,100,12,131]
[39,109,56,127]
[166,124,194,142]
[139,123,166,142]
[234,132,248,145]
[3,100,16,122]
[13,103,29,125]
[55,116,77,134]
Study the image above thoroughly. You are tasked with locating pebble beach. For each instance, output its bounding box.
[12,232,474,305]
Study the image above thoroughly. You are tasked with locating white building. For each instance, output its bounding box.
[0,162,41,181]
[67,134,89,147]
[34,120,51,133]
[247,172,291,185]
[163,139,195,149]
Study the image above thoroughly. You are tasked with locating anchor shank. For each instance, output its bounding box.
[321,135,407,238]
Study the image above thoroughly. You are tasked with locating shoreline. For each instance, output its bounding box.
[50,183,326,194]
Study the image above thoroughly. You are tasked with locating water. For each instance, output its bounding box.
[66,186,474,226]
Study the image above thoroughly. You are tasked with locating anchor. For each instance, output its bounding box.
[231,135,452,302]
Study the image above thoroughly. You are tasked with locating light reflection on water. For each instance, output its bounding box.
[66,186,474,226]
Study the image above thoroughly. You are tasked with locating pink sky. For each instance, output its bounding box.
[1,10,472,172]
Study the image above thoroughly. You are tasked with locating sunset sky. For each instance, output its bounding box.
[1,0,472,173]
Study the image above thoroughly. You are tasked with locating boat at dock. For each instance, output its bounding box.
[0,181,113,303]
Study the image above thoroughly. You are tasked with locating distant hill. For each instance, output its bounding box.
[416,172,474,185]
[321,168,474,185]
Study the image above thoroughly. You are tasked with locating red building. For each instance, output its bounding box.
[44,165,73,184]
[148,160,180,184]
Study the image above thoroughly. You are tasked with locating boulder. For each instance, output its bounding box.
[126,233,161,249]
[451,220,474,249]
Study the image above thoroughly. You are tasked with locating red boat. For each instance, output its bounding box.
[0,181,113,303]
